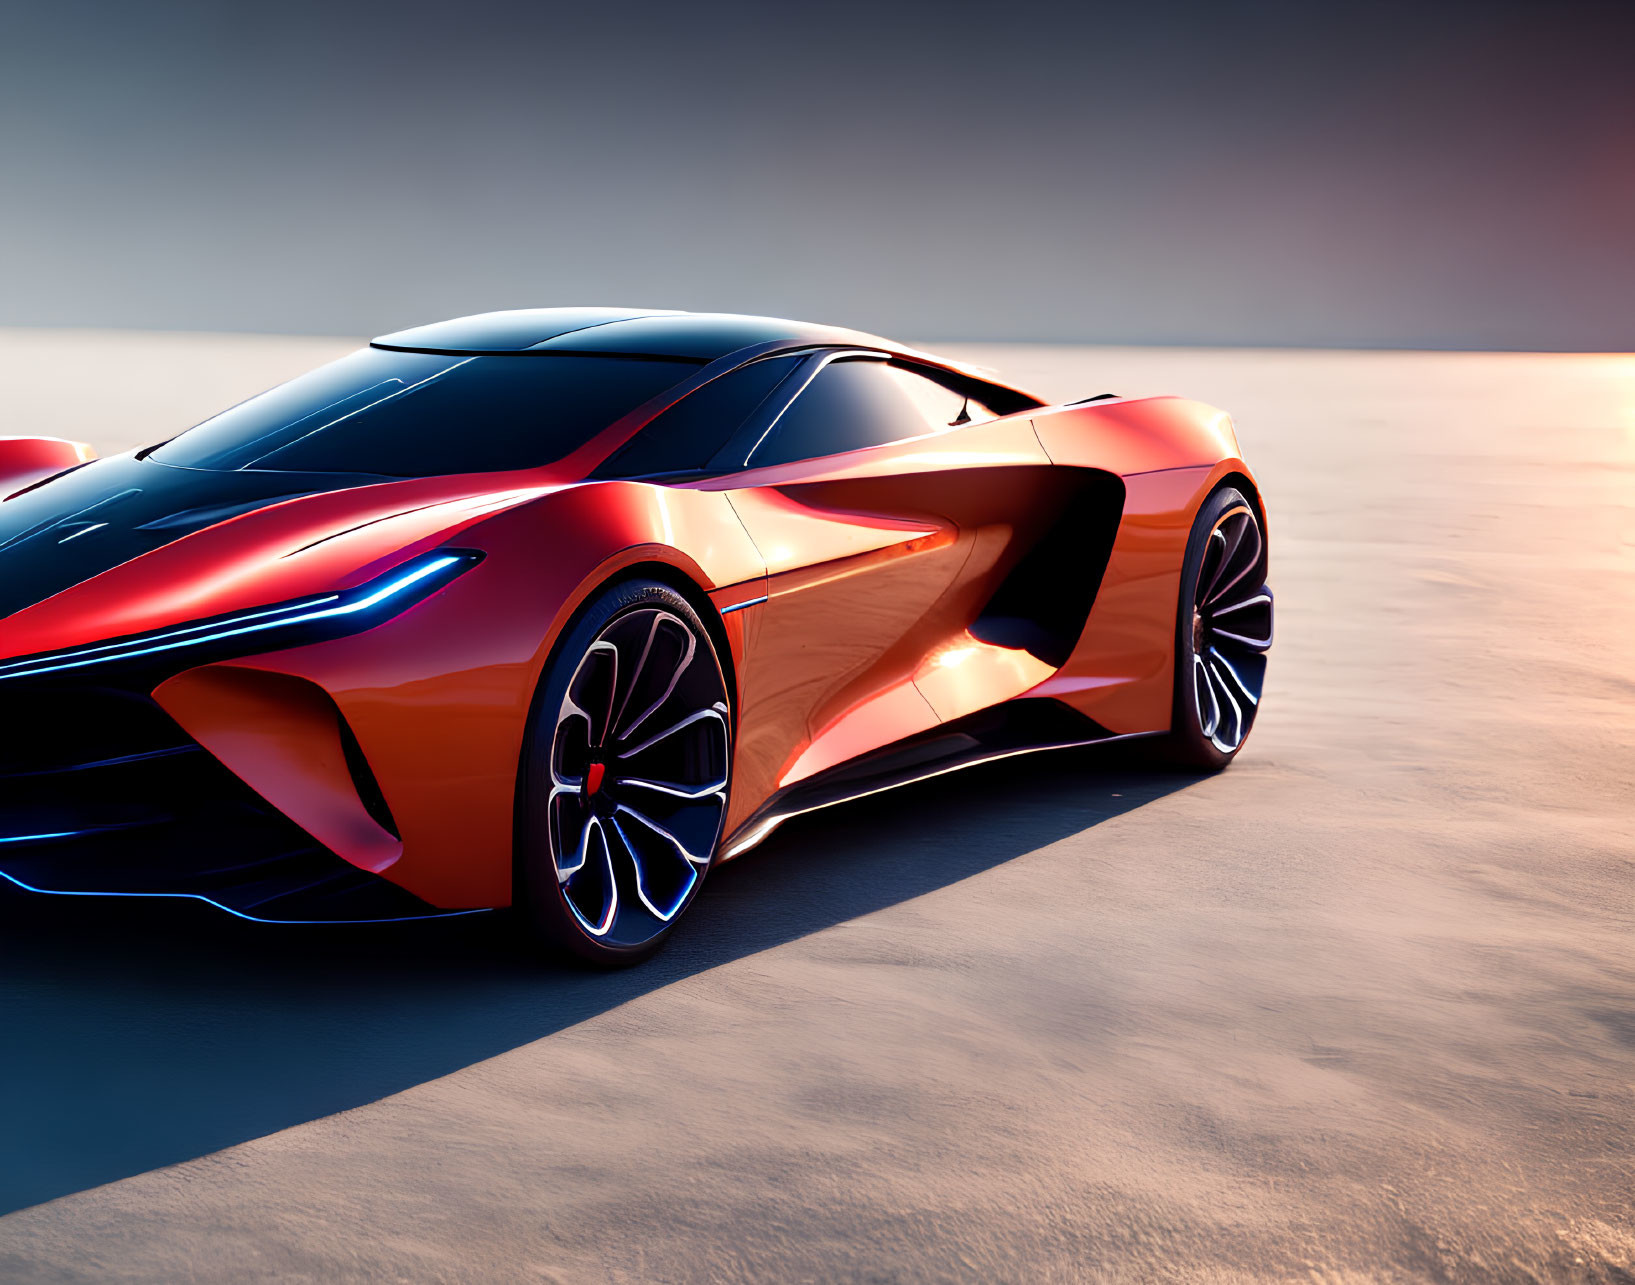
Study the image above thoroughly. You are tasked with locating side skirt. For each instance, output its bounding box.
[719,698,1160,861]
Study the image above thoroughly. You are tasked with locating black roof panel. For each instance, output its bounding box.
[372,308,893,361]
[372,308,679,352]
[367,309,1047,409]
[531,312,883,360]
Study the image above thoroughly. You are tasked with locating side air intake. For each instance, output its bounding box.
[969,469,1125,666]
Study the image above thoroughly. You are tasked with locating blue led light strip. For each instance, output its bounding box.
[1,596,341,671]
[719,593,768,615]
[0,552,473,682]
[0,550,489,922]
[0,865,493,925]
[0,828,491,924]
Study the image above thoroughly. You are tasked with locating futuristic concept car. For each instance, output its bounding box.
[0,309,1271,963]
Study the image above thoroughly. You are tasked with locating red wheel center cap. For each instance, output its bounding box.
[585,762,607,797]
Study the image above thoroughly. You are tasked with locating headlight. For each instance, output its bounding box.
[0,549,482,683]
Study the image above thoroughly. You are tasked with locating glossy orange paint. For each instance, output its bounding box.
[1028,398,1257,734]
[155,665,403,875]
[686,405,1249,824]
[703,416,1058,814]
[1024,464,1215,732]
[1030,396,1242,476]
[0,436,96,498]
[134,481,768,909]
[0,354,1258,913]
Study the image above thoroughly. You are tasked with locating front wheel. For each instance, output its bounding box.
[1154,486,1273,769]
[516,579,732,965]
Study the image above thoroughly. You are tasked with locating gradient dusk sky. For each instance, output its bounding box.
[2,0,1630,348]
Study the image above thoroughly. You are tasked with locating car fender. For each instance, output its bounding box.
[157,480,764,909]
[1022,398,1260,734]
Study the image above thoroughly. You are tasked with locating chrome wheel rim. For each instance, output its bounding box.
[1191,503,1272,753]
[547,608,730,946]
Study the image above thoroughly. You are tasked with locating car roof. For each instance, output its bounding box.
[370,308,897,362]
[370,308,1047,410]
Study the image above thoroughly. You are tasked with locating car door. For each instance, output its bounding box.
[698,353,1064,812]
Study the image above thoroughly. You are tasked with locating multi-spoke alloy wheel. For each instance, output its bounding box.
[518,581,731,963]
[1163,486,1273,768]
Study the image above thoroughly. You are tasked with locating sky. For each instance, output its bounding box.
[1,0,1631,349]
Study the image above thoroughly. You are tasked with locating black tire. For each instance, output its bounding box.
[1153,485,1273,770]
[516,579,732,966]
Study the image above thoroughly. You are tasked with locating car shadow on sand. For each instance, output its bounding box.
[0,744,1201,1216]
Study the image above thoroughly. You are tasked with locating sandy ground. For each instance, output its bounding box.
[0,331,1632,1283]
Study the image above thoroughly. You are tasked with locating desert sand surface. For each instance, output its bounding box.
[0,330,1632,1282]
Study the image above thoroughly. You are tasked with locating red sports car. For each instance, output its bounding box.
[0,309,1271,963]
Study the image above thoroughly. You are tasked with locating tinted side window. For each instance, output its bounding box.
[750,359,966,468]
[599,356,802,478]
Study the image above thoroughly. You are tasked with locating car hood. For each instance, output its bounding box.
[0,454,557,662]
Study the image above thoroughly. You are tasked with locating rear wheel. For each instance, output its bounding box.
[1155,486,1272,769]
[517,580,732,965]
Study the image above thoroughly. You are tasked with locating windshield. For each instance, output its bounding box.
[151,348,699,477]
